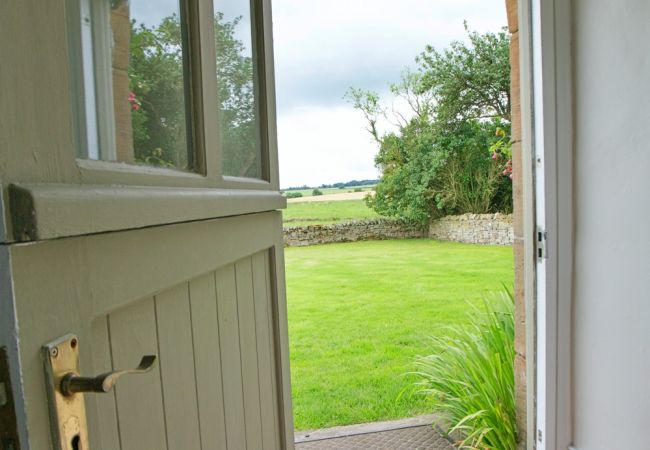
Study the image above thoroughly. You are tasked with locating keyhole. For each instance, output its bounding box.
[71,434,81,450]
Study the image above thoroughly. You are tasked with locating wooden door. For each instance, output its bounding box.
[0,1,294,449]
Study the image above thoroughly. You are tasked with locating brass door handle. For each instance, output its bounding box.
[60,355,156,396]
[43,334,157,450]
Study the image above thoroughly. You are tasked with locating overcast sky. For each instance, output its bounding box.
[272,0,507,188]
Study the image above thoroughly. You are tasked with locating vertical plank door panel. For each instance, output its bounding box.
[216,264,247,449]
[155,283,202,450]
[252,250,281,449]
[235,258,264,450]
[109,297,168,450]
[86,316,121,450]
[189,272,228,449]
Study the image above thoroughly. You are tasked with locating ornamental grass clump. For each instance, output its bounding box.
[414,290,516,450]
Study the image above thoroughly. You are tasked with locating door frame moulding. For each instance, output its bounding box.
[526,0,574,448]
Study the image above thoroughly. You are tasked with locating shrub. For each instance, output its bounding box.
[354,188,363,192]
[312,188,323,196]
[431,121,512,216]
[285,192,303,199]
[347,26,512,221]
[413,290,516,450]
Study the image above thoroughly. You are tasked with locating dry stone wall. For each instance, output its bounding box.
[428,213,513,245]
[283,219,426,247]
[283,214,514,247]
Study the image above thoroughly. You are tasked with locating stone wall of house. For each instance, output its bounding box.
[111,4,135,162]
[283,219,426,247]
[504,0,528,446]
[428,213,514,245]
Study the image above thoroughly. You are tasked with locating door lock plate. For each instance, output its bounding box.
[43,335,90,450]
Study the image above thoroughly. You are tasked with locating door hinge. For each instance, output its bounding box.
[537,229,548,260]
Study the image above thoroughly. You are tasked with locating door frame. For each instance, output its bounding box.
[0,246,29,445]
[521,0,574,448]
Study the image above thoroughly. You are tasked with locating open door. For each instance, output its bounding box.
[0,1,294,449]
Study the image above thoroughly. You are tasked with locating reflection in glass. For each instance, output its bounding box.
[88,0,193,170]
[214,0,263,179]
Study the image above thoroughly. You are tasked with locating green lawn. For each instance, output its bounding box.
[286,239,513,430]
[284,185,375,198]
[284,199,383,227]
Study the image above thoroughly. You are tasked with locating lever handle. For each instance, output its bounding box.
[60,355,157,396]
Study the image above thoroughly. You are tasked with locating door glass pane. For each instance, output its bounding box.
[81,0,194,170]
[214,0,263,179]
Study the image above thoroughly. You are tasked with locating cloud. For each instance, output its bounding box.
[273,0,507,111]
[131,0,181,27]
[277,105,380,187]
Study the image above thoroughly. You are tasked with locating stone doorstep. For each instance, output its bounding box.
[294,414,442,444]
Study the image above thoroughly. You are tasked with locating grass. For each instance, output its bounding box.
[283,199,383,227]
[284,184,375,198]
[286,239,514,430]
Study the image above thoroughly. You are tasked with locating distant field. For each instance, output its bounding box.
[283,199,383,227]
[283,184,375,198]
[288,191,369,203]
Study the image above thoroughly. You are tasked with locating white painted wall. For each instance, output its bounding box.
[573,1,650,448]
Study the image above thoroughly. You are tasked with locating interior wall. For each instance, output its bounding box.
[572,1,650,448]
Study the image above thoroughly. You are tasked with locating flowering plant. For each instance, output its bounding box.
[127,91,141,111]
[489,127,513,181]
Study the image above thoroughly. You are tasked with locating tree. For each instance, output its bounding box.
[347,26,512,222]
[417,23,511,125]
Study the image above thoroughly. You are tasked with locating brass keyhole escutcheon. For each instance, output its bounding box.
[71,435,81,450]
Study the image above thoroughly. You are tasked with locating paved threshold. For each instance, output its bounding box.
[294,415,455,450]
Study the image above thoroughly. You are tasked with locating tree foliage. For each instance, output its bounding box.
[129,15,189,168]
[347,26,512,222]
[129,13,259,175]
[418,23,511,124]
[214,13,261,178]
